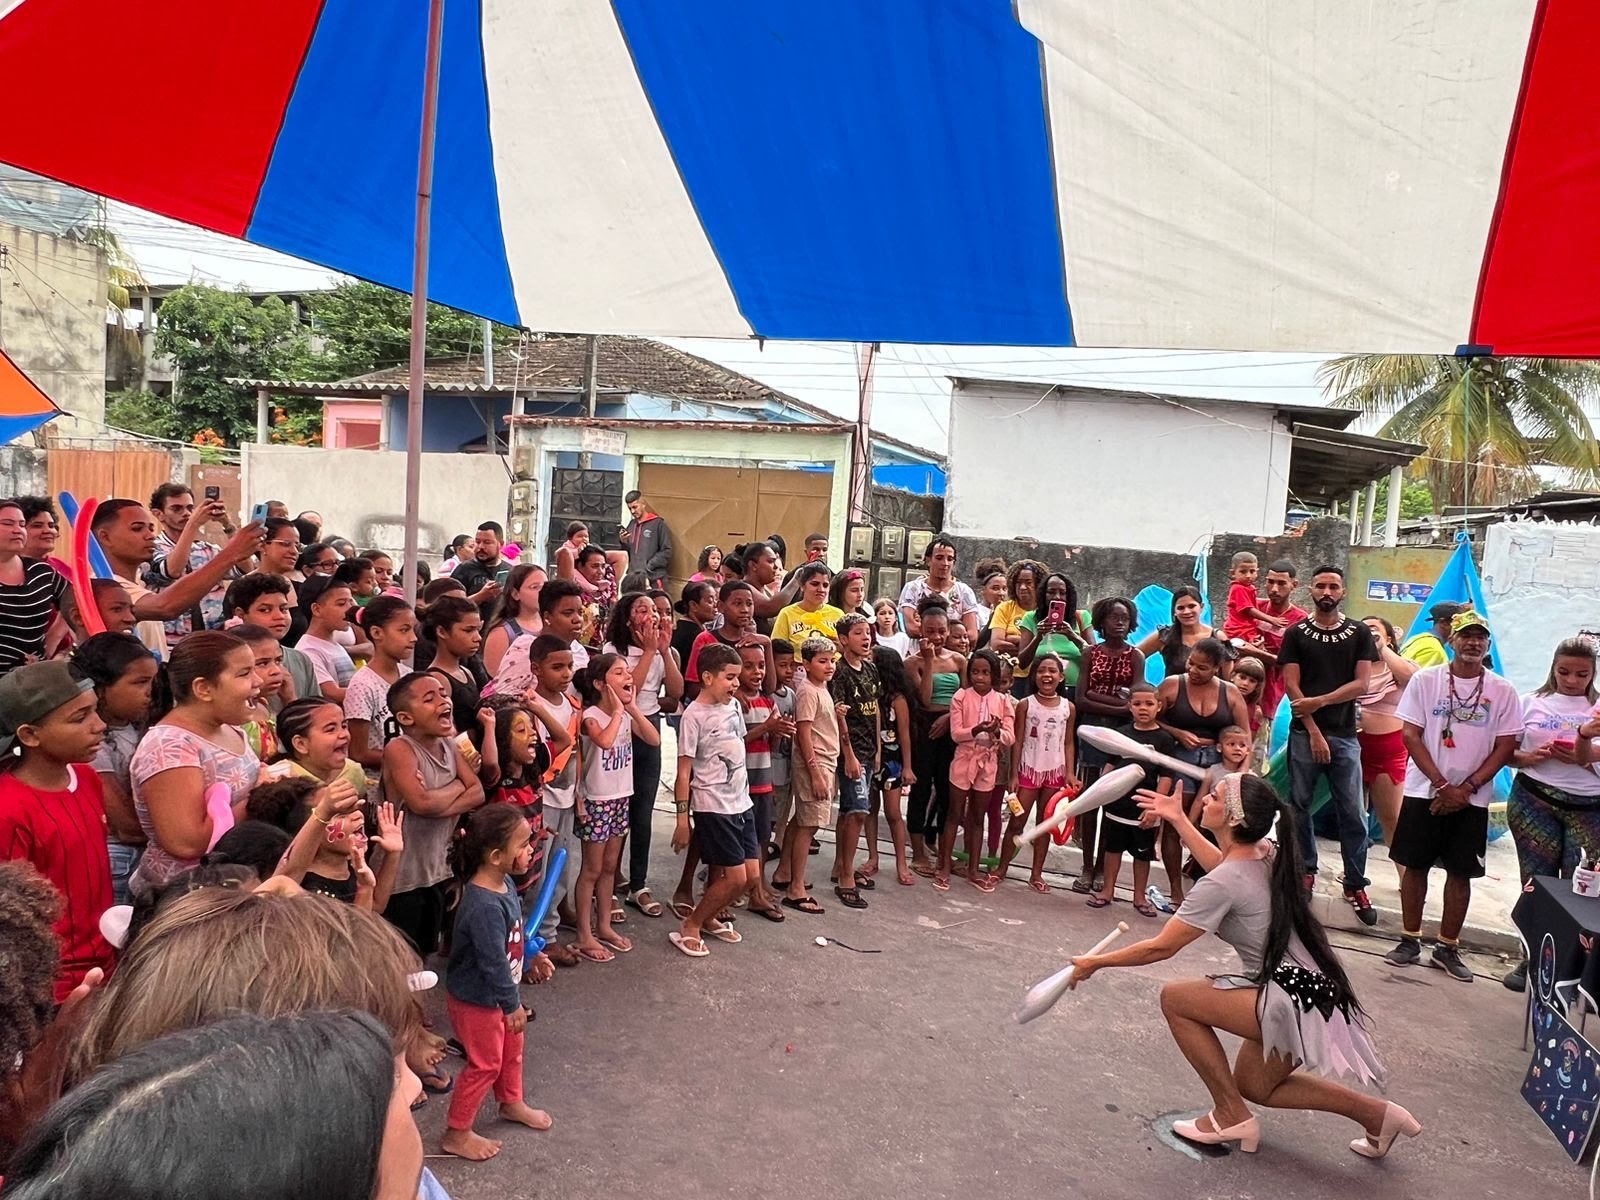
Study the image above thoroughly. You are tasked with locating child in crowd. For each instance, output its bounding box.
[540,578,591,674]
[378,673,485,957]
[984,655,1020,861]
[829,614,880,909]
[685,581,773,703]
[942,648,1015,893]
[780,637,842,914]
[252,775,404,910]
[527,634,582,967]
[442,804,551,1160]
[225,572,317,702]
[233,625,288,759]
[1230,657,1268,766]
[773,562,842,654]
[273,696,369,798]
[296,575,357,703]
[424,596,489,730]
[0,660,117,1000]
[737,642,790,918]
[1094,680,1178,916]
[994,653,1075,893]
[1221,551,1285,645]
[765,640,799,863]
[946,620,973,656]
[573,653,659,962]
[414,575,469,672]
[335,556,378,607]
[874,597,915,658]
[91,579,138,636]
[77,632,159,905]
[361,549,397,595]
[671,642,762,956]
[344,596,417,771]
[866,644,916,886]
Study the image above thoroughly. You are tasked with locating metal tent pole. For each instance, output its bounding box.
[403,0,446,605]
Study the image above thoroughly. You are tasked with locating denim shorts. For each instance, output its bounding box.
[838,768,871,815]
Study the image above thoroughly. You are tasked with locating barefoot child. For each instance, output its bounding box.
[671,643,763,956]
[942,649,1015,893]
[867,645,917,886]
[994,653,1076,892]
[736,643,790,919]
[441,804,552,1160]
[781,637,842,914]
[1094,681,1177,917]
[573,654,660,961]
[829,614,880,910]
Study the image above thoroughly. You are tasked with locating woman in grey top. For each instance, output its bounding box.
[1070,772,1419,1160]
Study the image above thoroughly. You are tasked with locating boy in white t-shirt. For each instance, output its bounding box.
[669,642,757,959]
[528,634,582,968]
[296,577,357,703]
[1387,611,1521,981]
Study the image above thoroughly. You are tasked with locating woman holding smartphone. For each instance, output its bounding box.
[1016,572,1093,696]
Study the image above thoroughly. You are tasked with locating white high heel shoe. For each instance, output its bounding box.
[1350,1102,1422,1159]
[1173,1111,1261,1153]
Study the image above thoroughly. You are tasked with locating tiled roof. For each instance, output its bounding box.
[353,334,786,409]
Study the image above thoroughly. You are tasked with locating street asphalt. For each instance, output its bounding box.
[416,817,1571,1200]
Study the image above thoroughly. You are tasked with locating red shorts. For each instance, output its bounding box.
[1358,728,1407,785]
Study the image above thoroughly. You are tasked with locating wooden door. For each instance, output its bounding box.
[637,462,758,590]
[754,466,833,575]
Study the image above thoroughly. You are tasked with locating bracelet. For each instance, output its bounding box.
[674,803,689,815]
[311,811,331,825]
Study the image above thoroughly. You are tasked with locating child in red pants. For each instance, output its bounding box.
[442,805,553,1160]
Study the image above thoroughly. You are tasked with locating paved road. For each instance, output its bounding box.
[417,822,1567,1200]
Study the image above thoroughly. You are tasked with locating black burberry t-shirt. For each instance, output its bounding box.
[1276,616,1378,737]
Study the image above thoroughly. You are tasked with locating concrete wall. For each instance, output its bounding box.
[0,223,106,432]
[241,445,511,563]
[945,380,1293,554]
[0,444,48,498]
[949,517,1354,617]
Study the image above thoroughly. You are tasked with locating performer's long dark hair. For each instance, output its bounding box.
[1232,774,1364,1014]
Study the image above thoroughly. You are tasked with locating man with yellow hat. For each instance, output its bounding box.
[1387,610,1521,981]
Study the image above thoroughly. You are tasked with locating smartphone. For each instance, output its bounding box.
[1047,599,1067,626]
[204,485,221,501]
[250,501,271,524]
[494,565,512,587]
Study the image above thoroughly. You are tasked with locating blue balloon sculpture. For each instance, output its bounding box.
[521,844,567,959]
[57,491,115,578]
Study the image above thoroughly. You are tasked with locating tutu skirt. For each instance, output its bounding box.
[1211,961,1386,1088]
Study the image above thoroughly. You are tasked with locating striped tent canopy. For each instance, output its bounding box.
[0,0,1591,353]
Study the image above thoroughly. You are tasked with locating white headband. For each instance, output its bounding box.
[1221,772,1246,827]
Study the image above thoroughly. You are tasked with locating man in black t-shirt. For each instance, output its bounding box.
[1276,565,1379,924]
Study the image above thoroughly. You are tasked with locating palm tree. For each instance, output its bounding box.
[1320,355,1600,509]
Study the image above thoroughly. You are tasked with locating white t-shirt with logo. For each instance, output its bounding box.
[297,633,355,689]
[344,665,410,750]
[580,706,633,803]
[1395,665,1522,807]
[678,698,752,816]
[1519,690,1600,796]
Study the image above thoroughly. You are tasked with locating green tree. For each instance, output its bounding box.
[1371,474,1435,519]
[1320,355,1600,508]
[153,285,311,444]
[296,281,514,379]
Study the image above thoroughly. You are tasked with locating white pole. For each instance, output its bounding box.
[1384,465,1403,546]
[1348,490,1361,542]
[402,0,446,606]
[256,387,270,445]
[1361,479,1377,546]
[850,342,876,524]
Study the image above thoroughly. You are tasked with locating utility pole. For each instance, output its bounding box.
[850,342,877,524]
[578,334,599,469]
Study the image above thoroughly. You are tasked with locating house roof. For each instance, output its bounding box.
[949,375,1361,431]
[237,333,946,463]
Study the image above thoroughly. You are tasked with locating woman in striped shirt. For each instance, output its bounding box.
[0,500,82,674]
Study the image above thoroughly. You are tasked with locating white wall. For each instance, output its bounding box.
[1481,520,1600,695]
[242,446,510,563]
[945,382,1291,553]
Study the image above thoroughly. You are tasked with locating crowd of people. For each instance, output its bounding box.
[0,481,1593,1186]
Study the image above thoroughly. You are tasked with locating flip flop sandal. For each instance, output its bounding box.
[970,875,997,894]
[706,923,743,943]
[1028,879,1051,895]
[609,904,627,924]
[932,875,951,892]
[420,1070,454,1094]
[410,1092,429,1111]
[715,909,736,924]
[770,879,791,891]
[628,890,664,917]
[669,931,710,958]
[750,906,787,923]
[854,872,876,891]
[1133,902,1159,918]
[598,934,633,953]
[1085,895,1112,909]
[780,895,825,915]
[835,885,869,910]
[577,945,615,963]
[669,900,694,919]
[1070,877,1095,894]
[911,863,937,879]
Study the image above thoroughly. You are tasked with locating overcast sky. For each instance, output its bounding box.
[113,203,1335,455]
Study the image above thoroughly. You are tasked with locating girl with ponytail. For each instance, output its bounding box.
[1069,773,1419,1162]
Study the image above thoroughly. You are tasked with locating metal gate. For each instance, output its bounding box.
[47,445,177,512]
[543,467,623,569]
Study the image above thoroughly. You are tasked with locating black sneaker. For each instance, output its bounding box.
[1344,888,1378,927]
[1384,937,1421,967]
[1430,943,1474,983]
[1502,961,1527,992]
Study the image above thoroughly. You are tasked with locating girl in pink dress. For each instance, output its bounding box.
[941,649,1014,893]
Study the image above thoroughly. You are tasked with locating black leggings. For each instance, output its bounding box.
[908,717,955,840]
[625,716,663,894]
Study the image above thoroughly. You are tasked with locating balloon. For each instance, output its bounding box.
[522,844,568,958]
[204,782,236,850]
[57,492,114,578]
[69,496,106,636]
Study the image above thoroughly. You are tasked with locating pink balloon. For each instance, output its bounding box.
[204,782,236,850]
